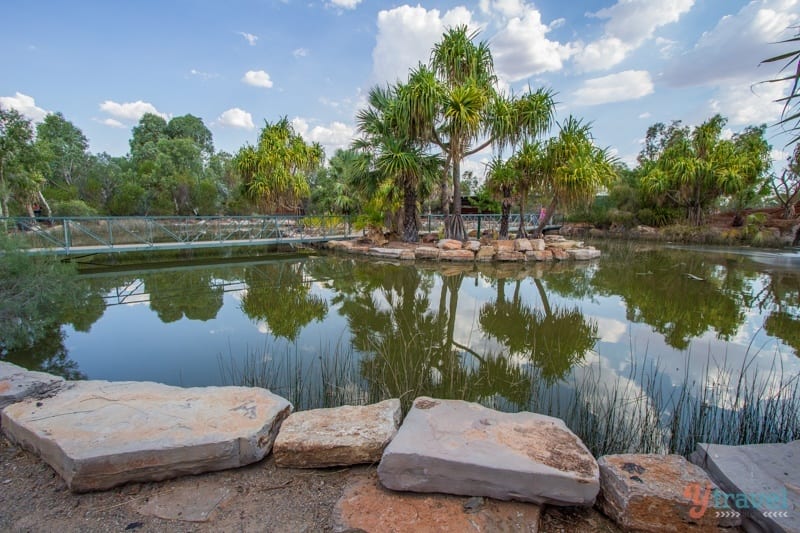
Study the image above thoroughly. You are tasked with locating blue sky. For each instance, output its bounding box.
[2,0,798,177]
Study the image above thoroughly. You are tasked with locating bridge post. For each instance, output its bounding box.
[63,219,71,252]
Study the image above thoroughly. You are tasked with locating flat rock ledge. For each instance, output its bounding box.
[377,397,599,506]
[327,235,600,263]
[690,440,800,533]
[273,399,401,468]
[1,380,292,492]
[0,361,64,411]
[334,471,542,533]
[598,454,741,532]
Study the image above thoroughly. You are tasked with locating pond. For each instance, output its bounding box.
[6,242,800,455]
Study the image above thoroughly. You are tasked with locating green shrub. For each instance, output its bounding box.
[52,199,98,217]
[608,208,636,228]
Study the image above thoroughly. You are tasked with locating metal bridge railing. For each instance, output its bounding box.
[2,215,352,255]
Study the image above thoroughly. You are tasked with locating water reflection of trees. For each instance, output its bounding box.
[142,270,224,323]
[310,258,596,410]
[755,270,800,356]
[478,270,597,384]
[239,262,327,341]
[588,249,748,350]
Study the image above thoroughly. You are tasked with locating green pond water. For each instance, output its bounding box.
[6,242,800,420]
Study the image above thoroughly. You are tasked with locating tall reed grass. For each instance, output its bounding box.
[219,342,800,458]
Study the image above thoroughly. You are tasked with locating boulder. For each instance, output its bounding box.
[414,246,440,260]
[598,454,740,532]
[514,239,533,252]
[369,247,403,259]
[440,249,475,262]
[526,250,553,262]
[547,240,582,250]
[464,240,481,252]
[1,380,291,492]
[690,441,800,533]
[273,399,401,468]
[495,251,525,262]
[334,472,542,533]
[476,246,496,262]
[377,397,599,506]
[567,248,601,261]
[529,238,546,251]
[551,249,569,261]
[493,240,515,253]
[346,245,371,255]
[437,239,463,251]
[0,361,64,411]
[399,249,416,260]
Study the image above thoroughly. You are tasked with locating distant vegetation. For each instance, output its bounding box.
[0,27,796,243]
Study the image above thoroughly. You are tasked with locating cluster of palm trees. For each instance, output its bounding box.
[351,26,617,243]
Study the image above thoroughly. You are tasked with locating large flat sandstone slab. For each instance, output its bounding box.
[691,440,800,533]
[274,399,401,468]
[0,362,64,411]
[334,471,542,533]
[1,380,291,492]
[377,397,599,506]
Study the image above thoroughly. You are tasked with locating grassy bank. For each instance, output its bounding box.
[219,342,800,459]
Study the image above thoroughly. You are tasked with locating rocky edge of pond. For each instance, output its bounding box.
[2,361,799,532]
[325,234,603,263]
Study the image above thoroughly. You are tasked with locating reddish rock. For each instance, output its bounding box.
[548,240,582,250]
[440,249,475,261]
[514,239,533,252]
[437,239,463,250]
[414,246,440,260]
[526,250,553,262]
[274,399,401,468]
[476,246,496,262]
[399,250,415,260]
[464,240,481,252]
[495,250,525,262]
[494,240,515,252]
[335,471,542,532]
[551,249,569,261]
[529,238,546,251]
[598,454,740,532]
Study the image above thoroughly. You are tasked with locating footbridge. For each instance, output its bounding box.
[3,214,562,256]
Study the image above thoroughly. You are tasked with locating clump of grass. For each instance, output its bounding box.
[219,340,800,458]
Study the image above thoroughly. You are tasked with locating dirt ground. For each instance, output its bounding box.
[0,434,622,533]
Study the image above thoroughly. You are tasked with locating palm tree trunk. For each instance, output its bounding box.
[534,198,558,237]
[402,181,419,243]
[445,158,467,240]
[499,193,511,239]
[517,190,528,238]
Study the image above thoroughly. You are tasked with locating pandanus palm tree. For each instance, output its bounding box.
[356,85,441,242]
[485,157,515,239]
[400,26,556,240]
[532,116,618,235]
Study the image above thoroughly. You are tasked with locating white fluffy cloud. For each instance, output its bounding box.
[329,0,362,9]
[291,117,355,158]
[217,108,255,130]
[490,6,576,81]
[372,5,474,84]
[242,70,274,88]
[0,92,48,122]
[99,100,166,121]
[101,118,125,128]
[572,70,654,105]
[663,0,799,87]
[709,81,785,126]
[574,0,694,72]
[237,32,258,46]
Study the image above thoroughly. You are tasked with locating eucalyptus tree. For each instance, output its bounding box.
[235,118,323,213]
[0,107,47,218]
[356,84,441,242]
[401,26,556,240]
[35,112,89,192]
[532,117,618,235]
[639,115,770,225]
